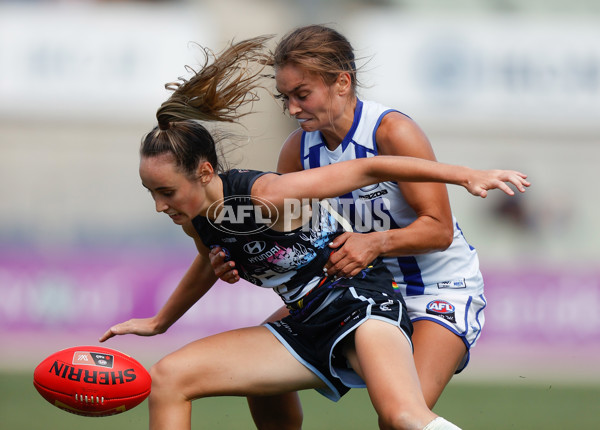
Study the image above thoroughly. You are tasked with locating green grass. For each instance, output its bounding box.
[2,371,599,429]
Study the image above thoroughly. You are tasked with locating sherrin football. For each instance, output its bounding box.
[33,345,151,417]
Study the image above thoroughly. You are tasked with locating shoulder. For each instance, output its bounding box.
[375,111,435,158]
[277,128,303,173]
[378,110,419,137]
[224,169,272,195]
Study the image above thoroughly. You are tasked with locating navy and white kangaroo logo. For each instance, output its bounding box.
[244,241,266,255]
[380,299,394,312]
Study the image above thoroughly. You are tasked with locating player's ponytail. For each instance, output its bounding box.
[141,35,272,177]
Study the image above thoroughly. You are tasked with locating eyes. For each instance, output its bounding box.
[146,189,175,199]
[274,92,309,103]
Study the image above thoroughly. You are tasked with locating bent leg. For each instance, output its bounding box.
[347,319,437,430]
[411,320,467,408]
[246,306,304,430]
[247,392,303,430]
[149,325,323,430]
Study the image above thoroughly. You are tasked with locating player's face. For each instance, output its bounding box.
[275,64,343,133]
[139,154,206,225]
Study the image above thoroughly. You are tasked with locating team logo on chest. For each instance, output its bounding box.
[357,183,388,200]
[426,300,456,323]
[243,241,266,254]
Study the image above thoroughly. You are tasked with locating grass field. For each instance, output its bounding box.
[2,371,598,429]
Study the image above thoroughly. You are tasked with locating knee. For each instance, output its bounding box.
[149,356,183,399]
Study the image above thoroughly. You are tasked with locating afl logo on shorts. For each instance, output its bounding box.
[426,300,456,323]
[243,241,266,254]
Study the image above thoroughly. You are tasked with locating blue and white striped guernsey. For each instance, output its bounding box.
[300,99,483,297]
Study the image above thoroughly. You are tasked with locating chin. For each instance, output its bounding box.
[169,215,185,225]
[299,122,316,132]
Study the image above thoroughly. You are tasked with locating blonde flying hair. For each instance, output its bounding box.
[141,35,272,177]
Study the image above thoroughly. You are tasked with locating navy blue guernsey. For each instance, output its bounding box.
[192,169,344,304]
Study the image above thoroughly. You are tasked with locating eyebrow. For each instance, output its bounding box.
[141,183,171,192]
[276,83,306,95]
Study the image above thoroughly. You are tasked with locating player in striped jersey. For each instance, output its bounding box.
[209,25,509,429]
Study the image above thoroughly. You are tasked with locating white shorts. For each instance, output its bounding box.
[404,292,487,373]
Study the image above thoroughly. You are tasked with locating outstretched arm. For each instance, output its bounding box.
[100,225,217,342]
[253,155,529,207]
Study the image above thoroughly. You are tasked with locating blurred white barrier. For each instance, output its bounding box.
[0,3,216,122]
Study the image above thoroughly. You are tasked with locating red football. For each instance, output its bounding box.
[33,345,151,417]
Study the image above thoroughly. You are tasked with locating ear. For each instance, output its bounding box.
[335,72,352,96]
[197,160,215,184]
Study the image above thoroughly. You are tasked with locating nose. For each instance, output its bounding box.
[154,197,168,213]
[287,97,301,116]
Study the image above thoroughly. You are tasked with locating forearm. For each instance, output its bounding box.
[258,156,471,205]
[324,215,453,278]
[376,216,454,257]
[368,156,472,188]
[153,253,218,333]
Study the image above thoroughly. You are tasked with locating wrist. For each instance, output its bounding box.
[460,166,475,188]
[370,231,389,257]
[152,315,169,335]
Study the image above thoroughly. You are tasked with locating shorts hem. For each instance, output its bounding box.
[410,316,471,373]
[264,323,342,402]
[328,313,412,387]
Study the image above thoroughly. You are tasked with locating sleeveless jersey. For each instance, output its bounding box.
[300,99,483,296]
[192,169,344,304]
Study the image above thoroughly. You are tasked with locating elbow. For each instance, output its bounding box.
[426,219,453,252]
[438,232,453,251]
[437,223,454,251]
[415,225,453,253]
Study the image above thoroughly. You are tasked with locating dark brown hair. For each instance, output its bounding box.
[141,36,272,177]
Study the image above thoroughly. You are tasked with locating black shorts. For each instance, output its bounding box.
[266,261,413,401]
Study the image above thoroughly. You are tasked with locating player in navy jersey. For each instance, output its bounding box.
[208,25,516,429]
[99,36,528,430]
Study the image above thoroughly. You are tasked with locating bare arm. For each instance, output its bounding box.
[323,113,456,276]
[372,112,455,256]
[253,154,528,209]
[100,223,218,341]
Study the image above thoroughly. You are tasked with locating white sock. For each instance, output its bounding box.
[423,417,462,430]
